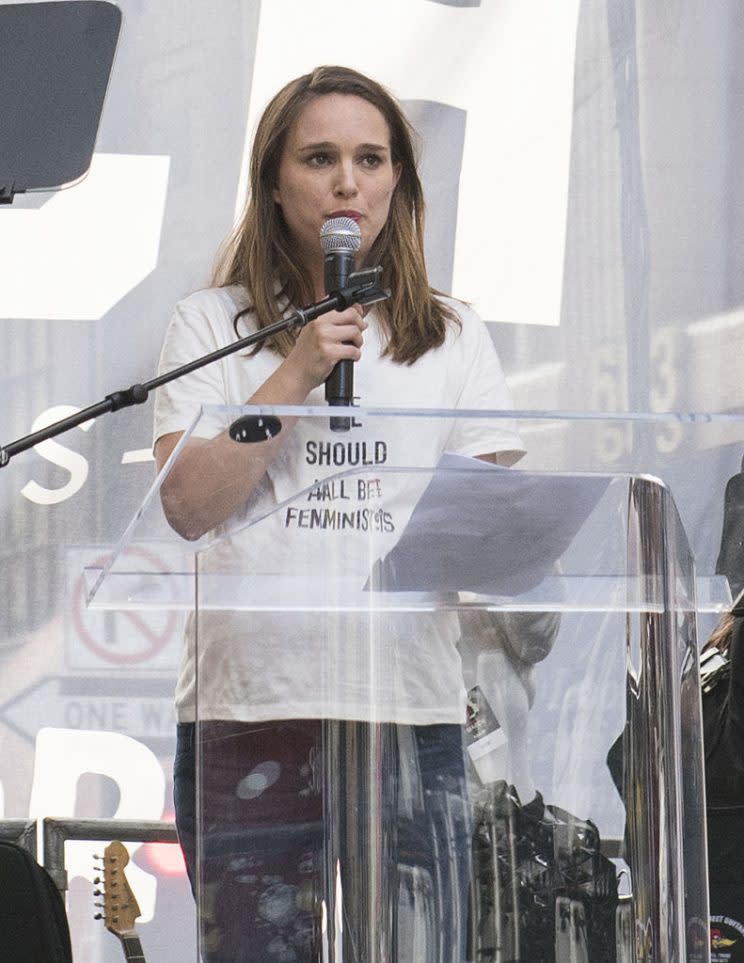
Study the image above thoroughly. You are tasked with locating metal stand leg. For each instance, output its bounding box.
[321,721,397,962]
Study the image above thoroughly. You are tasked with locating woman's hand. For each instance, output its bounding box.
[283,303,366,393]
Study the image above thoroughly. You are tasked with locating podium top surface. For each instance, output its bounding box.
[82,405,733,614]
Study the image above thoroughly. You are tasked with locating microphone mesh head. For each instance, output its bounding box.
[320,217,362,254]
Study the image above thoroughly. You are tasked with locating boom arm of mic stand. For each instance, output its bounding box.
[0,271,390,468]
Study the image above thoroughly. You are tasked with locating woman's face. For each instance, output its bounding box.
[273,93,401,286]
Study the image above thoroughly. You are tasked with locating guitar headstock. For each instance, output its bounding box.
[94,841,141,938]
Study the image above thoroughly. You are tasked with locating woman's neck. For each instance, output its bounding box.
[310,264,325,301]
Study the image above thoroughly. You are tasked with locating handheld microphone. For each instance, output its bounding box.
[320,216,362,432]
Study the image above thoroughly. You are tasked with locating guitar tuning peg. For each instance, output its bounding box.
[93,888,102,897]
[93,913,103,921]
[93,876,101,885]
[93,901,104,909]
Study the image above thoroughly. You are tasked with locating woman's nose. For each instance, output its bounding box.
[333,160,358,197]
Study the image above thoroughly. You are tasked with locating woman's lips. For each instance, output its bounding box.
[328,210,362,221]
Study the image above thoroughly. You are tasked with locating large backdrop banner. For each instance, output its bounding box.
[2,0,744,960]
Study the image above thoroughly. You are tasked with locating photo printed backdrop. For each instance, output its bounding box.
[2,0,744,959]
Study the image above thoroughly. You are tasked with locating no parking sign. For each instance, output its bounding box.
[65,545,184,671]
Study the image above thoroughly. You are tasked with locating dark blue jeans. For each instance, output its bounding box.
[174,719,471,962]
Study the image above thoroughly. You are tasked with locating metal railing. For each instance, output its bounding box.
[0,818,37,854]
[0,817,178,893]
[43,817,178,892]
[3,815,623,898]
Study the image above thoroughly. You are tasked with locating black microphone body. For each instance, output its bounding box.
[324,247,357,409]
[319,217,362,432]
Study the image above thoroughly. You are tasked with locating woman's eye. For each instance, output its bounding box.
[306,152,332,167]
[361,153,383,168]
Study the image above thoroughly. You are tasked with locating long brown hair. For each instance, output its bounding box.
[212,65,459,363]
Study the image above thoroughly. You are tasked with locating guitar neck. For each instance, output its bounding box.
[119,932,146,963]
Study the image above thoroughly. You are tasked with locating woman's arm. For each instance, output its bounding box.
[155,305,366,540]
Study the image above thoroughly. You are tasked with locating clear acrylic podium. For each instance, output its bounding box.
[85,406,717,963]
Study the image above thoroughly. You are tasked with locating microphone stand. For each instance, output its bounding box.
[0,267,387,468]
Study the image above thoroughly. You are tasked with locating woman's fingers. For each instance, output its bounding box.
[290,304,367,384]
[317,321,365,351]
[314,306,365,349]
[321,304,366,335]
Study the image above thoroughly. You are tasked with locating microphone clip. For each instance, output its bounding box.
[330,266,389,310]
[290,266,389,329]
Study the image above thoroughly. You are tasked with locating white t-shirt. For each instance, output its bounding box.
[153,284,524,725]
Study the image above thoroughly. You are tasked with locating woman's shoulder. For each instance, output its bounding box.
[432,293,487,343]
[433,292,481,323]
[175,283,252,318]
